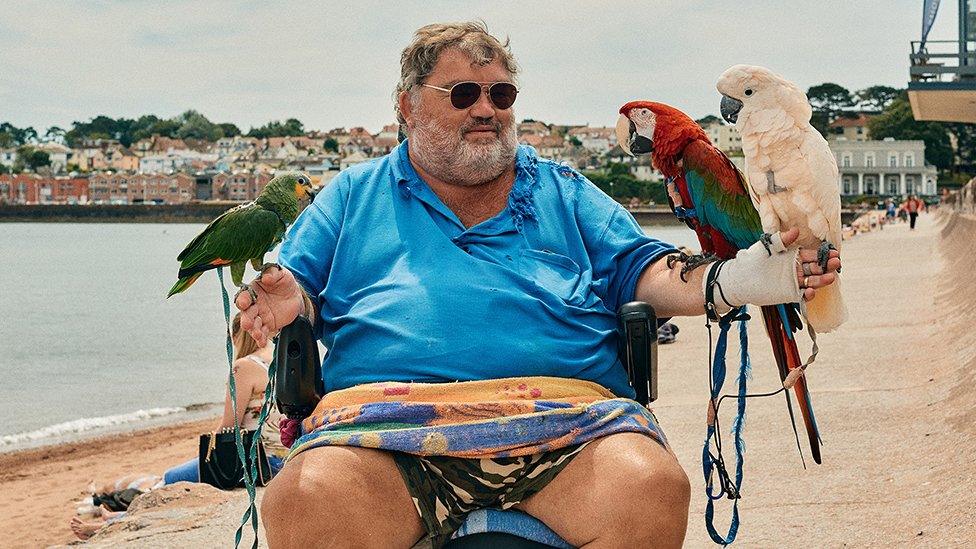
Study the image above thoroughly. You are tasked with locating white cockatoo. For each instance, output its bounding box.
[716,64,847,333]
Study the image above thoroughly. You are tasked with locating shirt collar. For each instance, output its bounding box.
[392,139,540,232]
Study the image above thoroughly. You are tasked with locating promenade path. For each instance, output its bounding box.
[661,211,976,547]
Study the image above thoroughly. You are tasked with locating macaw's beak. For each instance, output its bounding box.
[721,95,743,124]
[306,185,318,200]
[615,113,653,156]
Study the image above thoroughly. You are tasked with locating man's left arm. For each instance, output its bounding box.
[634,228,841,318]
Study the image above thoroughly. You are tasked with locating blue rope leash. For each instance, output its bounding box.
[701,310,749,546]
[217,267,274,549]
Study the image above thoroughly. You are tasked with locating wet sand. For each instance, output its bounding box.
[3,211,974,547]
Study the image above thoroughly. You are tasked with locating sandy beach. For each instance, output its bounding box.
[3,211,974,548]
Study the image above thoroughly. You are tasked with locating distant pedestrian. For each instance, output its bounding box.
[884,198,896,223]
[901,195,926,230]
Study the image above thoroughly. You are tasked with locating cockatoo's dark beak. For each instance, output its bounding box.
[721,95,743,124]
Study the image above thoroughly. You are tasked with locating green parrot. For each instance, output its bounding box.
[167,172,316,297]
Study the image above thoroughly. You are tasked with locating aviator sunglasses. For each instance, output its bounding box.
[421,81,519,110]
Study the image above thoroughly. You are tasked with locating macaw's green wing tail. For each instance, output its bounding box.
[167,273,203,298]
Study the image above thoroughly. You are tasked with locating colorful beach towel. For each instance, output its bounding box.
[289,376,668,460]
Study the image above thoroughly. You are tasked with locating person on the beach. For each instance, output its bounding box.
[235,22,842,548]
[162,312,288,484]
[69,314,289,540]
[70,473,161,540]
[901,194,926,230]
[885,198,896,224]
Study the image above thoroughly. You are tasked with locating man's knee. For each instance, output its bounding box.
[612,440,691,514]
[260,446,423,548]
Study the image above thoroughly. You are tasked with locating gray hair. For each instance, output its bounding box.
[394,21,519,124]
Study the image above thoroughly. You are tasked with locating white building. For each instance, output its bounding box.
[139,149,218,174]
[830,138,938,197]
[701,120,742,154]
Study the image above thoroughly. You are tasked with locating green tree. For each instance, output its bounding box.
[14,145,51,171]
[855,86,901,113]
[695,115,722,126]
[807,83,853,135]
[946,123,976,175]
[323,137,339,153]
[174,110,222,141]
[568,136,582,147]
[218,123,241,138]
[45,126,66,143]
[0,122,37,145]
[868,98,953,170]
[247,118,305,138]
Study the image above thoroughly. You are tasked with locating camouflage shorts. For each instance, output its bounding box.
[392,444,588,548]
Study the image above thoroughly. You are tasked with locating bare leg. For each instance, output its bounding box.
[516,432,691,548]
[70,516,105,540]
[261,446,424,549]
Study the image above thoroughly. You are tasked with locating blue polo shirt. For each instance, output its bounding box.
[279,142,676,398]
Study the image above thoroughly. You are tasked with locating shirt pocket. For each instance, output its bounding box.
[518,248,585,304]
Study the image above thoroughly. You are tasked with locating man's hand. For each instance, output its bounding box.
[781,227,842,302]
[234,266,305,347]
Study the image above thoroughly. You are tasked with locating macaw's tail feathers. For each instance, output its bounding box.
[760,304,822,465]
[167,273,202,298]
[805,277,848,333]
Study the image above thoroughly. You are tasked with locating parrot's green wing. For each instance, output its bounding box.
[682,139,763,250]
[168,202,285,296]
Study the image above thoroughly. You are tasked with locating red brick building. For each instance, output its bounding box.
[0,174,90,204]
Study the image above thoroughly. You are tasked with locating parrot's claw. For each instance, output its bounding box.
[666,252,692,271]
[760,233,775,256]
[258,263,282,276]
[816,241,837,273]
[677,253,719,282]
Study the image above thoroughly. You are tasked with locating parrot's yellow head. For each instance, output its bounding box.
[716,64,812,130]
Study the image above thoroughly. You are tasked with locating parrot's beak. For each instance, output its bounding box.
[721,95,743,124]
[615,113,652,156]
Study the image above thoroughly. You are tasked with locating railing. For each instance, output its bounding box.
[910,40,976,82]
[945,178,976,214]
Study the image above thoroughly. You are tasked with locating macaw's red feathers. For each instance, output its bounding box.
[761,304,822,464]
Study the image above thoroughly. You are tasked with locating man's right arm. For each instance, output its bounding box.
[236,179,346,345]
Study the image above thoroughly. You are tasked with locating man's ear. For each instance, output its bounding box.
[398,91,414,127]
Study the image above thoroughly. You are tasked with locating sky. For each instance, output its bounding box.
[0,1,962,134]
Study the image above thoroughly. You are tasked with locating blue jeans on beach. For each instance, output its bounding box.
[163,455,284,484]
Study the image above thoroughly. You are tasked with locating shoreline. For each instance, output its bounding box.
[0,416,219,548]
[0,403,223,455]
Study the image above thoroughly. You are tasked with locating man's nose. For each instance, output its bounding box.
[468,87,496,118]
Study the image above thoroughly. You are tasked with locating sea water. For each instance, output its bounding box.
[0,222,698,451]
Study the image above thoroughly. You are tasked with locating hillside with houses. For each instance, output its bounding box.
[1,86,963,208]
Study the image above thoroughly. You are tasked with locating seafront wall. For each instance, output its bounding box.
[935,210,976,436]
[0,203,237,223]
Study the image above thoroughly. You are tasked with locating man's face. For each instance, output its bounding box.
[404,48,518,186]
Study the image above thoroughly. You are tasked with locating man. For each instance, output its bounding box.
[236,22,840,548]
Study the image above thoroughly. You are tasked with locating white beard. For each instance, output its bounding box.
[409,113,518,187]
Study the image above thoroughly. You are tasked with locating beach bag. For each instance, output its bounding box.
[198,428,272,490]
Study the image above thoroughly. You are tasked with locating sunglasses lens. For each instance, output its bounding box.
[450,82,482,109]
[489,83,518,110]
